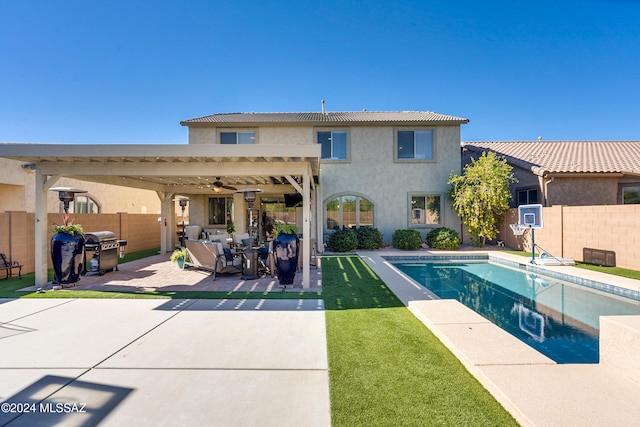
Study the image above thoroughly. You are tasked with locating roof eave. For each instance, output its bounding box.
[181,119,469,127]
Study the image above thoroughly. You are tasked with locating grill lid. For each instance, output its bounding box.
[85,231,117,244]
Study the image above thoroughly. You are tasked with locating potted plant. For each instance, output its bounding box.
[272,222,299,287]
[50,215,85,286]
[171,247,188,269]
[226,222,235,239]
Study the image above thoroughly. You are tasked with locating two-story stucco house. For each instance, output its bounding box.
[0,109,468,286]
[180,111,469,246]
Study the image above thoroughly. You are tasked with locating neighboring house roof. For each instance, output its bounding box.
[462,141,640,177]
[181,111,469,126]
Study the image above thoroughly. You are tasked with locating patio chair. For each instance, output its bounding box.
[184,240,242,280]
[1,253,22,279]
[232,232,251,250]
[257,242,274,277]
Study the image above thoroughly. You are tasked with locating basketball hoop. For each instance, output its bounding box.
[509,224,527,236]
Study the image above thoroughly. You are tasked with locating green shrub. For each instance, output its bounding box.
[426,227,460,250]
[392,229,422,250]
[328,228,359,252]
[356,227,383,250]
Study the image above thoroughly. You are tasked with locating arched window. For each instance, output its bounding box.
[68,195,100,214]
[325,194,374,230]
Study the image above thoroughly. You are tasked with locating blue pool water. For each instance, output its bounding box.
[392,259,640,364]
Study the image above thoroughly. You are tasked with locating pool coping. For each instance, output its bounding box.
[384,252,640,302]
[356,249,640,427]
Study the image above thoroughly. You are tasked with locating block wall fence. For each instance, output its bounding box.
[0,211,164,274]
[3,205,640,274]
[500,205,640,270]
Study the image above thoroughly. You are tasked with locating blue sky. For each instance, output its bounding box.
[1,0,639,144]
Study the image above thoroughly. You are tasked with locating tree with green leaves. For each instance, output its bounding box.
[447,151,517,246]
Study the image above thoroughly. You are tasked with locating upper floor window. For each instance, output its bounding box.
[396,129,434,160]
[409,193,441,227]
[68,195,100,214]
[517,188,538,206]
[220,131,256,144]
[622,185,640,204]
[318,130,348,160]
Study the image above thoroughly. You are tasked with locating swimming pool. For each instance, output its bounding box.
[390,258,640,364]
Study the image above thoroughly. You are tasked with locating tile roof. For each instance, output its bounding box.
[181,111,469,126]
[462,141,640,176]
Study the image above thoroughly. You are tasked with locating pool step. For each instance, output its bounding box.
[600,315,640,383]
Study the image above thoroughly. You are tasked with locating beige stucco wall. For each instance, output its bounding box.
[187,127,216,145]
[547,177,620,206]
[187,126,315,146]
[184,123,463,244]
[0,158,162,214]
[258,127,314,145]
[321,125,462,242]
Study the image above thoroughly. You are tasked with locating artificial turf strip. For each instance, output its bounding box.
[322,255,518,427]
[0,273,320,300]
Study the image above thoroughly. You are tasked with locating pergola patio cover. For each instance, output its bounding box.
[0,143,321,287]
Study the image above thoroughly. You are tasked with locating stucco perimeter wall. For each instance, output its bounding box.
[321,125,462,243]
[548,177,620,206]
[501,205,640,270]
[1,158,162,214]
[0,212,161,274]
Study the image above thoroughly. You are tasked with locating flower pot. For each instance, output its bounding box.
[177,258,185,269]
[273,232,299,285]
[51,232,85,285]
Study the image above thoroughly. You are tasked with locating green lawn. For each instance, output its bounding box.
[502,250,640,280]
[322,255,518,426]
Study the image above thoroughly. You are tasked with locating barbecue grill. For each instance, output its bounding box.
[83,231,127,276]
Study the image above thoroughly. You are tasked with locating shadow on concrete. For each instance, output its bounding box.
[0,374,133,427]
[153,298,325,311]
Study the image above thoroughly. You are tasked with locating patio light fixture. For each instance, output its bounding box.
[50,187,88,215]
[235,188,263,232]
[173,197,190,247]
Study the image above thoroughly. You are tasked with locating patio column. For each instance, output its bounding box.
[158,191,176,254]
[34,171,58,286]
[302,168,311,288]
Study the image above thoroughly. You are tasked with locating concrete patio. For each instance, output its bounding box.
[0,296,329,426]
[36,253,323,294]
[4,250,640,426]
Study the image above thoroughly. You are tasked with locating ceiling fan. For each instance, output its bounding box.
[213,177,237,192]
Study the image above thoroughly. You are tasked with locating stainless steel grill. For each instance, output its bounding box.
[83,231,127,275]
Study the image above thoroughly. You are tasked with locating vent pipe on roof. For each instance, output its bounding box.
[321,99,325,114]
[538,136,542,141]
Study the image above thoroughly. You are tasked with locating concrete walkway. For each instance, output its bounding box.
[0,298,330,426]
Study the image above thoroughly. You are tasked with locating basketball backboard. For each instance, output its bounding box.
[518,204,543,229]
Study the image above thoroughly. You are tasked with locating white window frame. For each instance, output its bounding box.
[394,128,436,162]
[219,129,257,144]
[408,193,442,228]
[317,128,350,162]
[324,194,374,232]
[67,195,101,214]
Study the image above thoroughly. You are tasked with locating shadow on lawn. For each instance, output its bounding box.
[322,255,404,310]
